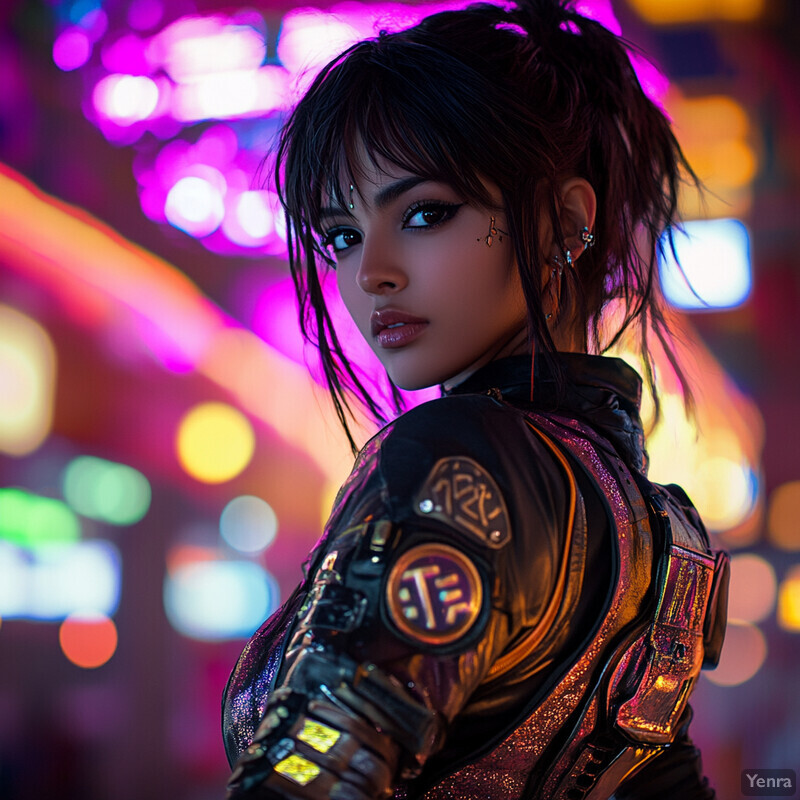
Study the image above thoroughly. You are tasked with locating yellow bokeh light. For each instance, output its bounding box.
[777,566,800,632]
[692,456,756,531]
[176,402,255,483]
[628,0,764,24]
[0,305,56,456]
[768,481,800,551]
[727,554,776,624]
[704,619,766,687]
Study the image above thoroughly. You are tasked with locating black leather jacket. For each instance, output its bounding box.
[222,354,728,800]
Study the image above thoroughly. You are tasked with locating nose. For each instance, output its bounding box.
[355,240,407,295]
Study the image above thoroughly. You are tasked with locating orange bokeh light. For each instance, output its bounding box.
[59,612,118,669]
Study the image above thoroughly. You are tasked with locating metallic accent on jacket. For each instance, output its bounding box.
[414,457,511,548]
[486,422,578,679]
[419,414,653,800]
[614,545,714,744]
[386,543,484,646]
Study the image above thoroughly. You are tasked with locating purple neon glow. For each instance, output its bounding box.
[629,52,671,112]
[53,28,92,71]
[127,0,165,32]
[149,15,266,83]
[93,73,160,125]
[102,33,151,75]
[71,0,670,259]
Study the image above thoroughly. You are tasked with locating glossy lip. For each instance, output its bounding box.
[371,307,429,348]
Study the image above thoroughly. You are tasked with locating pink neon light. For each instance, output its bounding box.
[149,16,266,83]
[53,28,92,71]
[101,33,151,75]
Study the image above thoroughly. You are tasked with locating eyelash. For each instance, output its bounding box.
[319,200,464,259]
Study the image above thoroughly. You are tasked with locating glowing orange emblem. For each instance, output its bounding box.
[386,543,483,646]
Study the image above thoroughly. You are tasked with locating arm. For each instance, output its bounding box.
[225,397,569,799]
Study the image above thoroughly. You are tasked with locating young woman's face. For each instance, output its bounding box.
[321,160,528,390]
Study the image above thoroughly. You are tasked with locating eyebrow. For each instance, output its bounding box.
[318,176,430,220]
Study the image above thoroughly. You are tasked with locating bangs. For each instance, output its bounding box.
[278,34,523,239]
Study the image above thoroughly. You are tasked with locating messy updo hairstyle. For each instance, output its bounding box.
[275,0,696,449]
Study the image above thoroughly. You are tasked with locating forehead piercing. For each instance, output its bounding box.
[478,216,506,247]
[580,226,595,248]
[348,184,355,210]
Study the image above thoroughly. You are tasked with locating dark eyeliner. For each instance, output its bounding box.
[401,200,464,228]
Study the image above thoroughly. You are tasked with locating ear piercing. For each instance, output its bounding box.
[552,249,572,276]
[580,226,595,248]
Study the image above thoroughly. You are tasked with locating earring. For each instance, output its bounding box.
[580,226,595,248]
[348,184,355,210]
[478,216,504,247]
[565,248,573,268]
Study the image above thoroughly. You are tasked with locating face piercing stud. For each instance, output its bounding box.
[348,184,355,210]
[478,216,506,247]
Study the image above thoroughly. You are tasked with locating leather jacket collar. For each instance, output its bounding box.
[444,353,649,475]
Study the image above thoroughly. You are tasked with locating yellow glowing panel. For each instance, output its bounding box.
[628,0,764,24]
[777,568,800,632]
[176,402,255,483]
[0,305,56,456]
[768,481,800,551]
[273,754,321,786]
[297,719,341,753]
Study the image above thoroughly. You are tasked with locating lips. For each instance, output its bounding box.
[371,308,429,348]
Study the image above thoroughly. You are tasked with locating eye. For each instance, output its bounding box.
[402,201,464,229]
[321,227,362,255]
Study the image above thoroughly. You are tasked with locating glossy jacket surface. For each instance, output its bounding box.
[222,354,723,799]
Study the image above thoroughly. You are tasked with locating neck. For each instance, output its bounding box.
[442,326,530,392]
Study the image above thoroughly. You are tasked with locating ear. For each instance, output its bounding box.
[557,177,597,257]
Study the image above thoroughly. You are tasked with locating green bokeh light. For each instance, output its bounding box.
[63,456,151,525]
[0,488,81,549]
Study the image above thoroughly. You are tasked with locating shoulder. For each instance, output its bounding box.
[364,394,573,530]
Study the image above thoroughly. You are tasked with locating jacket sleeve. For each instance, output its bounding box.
[225,396,571,799]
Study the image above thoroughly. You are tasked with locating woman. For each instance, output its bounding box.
[222,1,730,797]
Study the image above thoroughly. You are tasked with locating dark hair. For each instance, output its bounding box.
[275,0,696,449]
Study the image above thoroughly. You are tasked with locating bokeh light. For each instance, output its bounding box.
[768,481,800,551]
[777,565,800,633]
[92,73,160,124]
[164,175,226,237]
[153,16,266,83]
[164,558,278,640]
[0,304,56,457]
[220,495,278,554]
[690,456,758,532]
[0,540,121,620]
[62,455,152,525]
[53,27,92,71]
[704,619,767,687]
[659,219,752,310]
[176,402,256,483]
[0,489,80,550]
[59,611,118,668]
[727,554,777,624]
[626,0,765,24]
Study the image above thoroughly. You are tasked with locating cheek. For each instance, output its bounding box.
[336,268,370,333]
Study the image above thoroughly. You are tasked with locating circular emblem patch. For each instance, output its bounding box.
[385,543,483,646]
